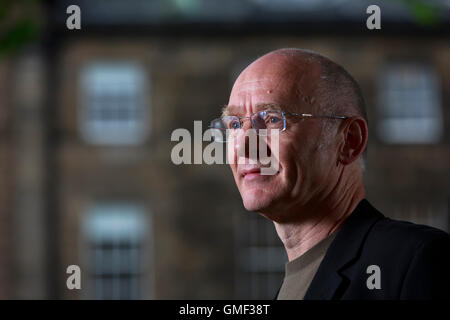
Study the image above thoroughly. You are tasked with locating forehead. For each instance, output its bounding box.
[226,55,321,116]
[223,102,282,116]
[226,76,297,116]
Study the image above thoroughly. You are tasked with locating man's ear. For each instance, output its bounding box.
[338,117,368,165]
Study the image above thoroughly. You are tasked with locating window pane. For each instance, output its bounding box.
[377,62,442,144]
[84,203,147,299]
[79,62,149,145]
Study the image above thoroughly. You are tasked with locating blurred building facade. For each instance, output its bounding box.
[0,0,449,299]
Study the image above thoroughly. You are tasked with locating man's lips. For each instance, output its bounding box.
[240,167,261,177]
[238,165,261,177]
[238,166,274,182]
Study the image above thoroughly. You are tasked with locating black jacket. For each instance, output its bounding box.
[277,199,450,300]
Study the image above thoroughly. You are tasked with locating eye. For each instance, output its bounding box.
[269,116,280,123]
[265,115,282,125]
[228,119,241,130]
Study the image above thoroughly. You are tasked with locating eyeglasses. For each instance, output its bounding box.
[209,109,347,142]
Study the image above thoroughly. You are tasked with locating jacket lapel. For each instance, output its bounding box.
[303,199,384,300]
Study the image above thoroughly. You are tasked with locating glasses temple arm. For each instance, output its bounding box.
[285,112,347,120]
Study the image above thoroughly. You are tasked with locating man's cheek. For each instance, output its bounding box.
[231,167,239,184]
[227,138,238,164]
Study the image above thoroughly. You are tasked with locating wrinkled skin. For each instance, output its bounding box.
[228,53,341,222]
[225,49,368,260]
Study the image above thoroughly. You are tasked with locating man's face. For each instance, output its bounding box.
[226,55,338,220]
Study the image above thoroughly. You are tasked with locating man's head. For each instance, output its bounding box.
[225,48,368,222]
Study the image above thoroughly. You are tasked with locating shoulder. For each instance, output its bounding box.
[358,204,450,278]
[367,216,450,299]
[369,214,449,251]
[334,200,450,299]
[338,199,449,258]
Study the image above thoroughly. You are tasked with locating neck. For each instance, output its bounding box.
[273,173,365,262]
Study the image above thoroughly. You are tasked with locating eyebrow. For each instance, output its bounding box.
[221,103,282,117]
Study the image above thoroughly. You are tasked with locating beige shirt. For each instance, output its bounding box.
[277,232,337,300]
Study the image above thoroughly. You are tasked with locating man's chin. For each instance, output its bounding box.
[242,192,273,212]
[243,201,262,212]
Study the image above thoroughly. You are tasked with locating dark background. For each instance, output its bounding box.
[0,0,449,299]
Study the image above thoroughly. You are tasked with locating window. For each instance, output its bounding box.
[234,213,286,299]
[79,62,149,145]
[83,203,150,299]
[377,62,442,144]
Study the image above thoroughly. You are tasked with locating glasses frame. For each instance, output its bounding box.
[209,110,348,142]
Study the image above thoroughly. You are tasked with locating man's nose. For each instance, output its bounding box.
[235,120,268,161]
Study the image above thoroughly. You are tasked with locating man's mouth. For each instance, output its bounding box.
[238,166,267,181]
[242,168,260,177]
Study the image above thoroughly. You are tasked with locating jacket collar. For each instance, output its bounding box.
[303,199,384,300]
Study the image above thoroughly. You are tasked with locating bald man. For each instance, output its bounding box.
[213,48,450,299]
